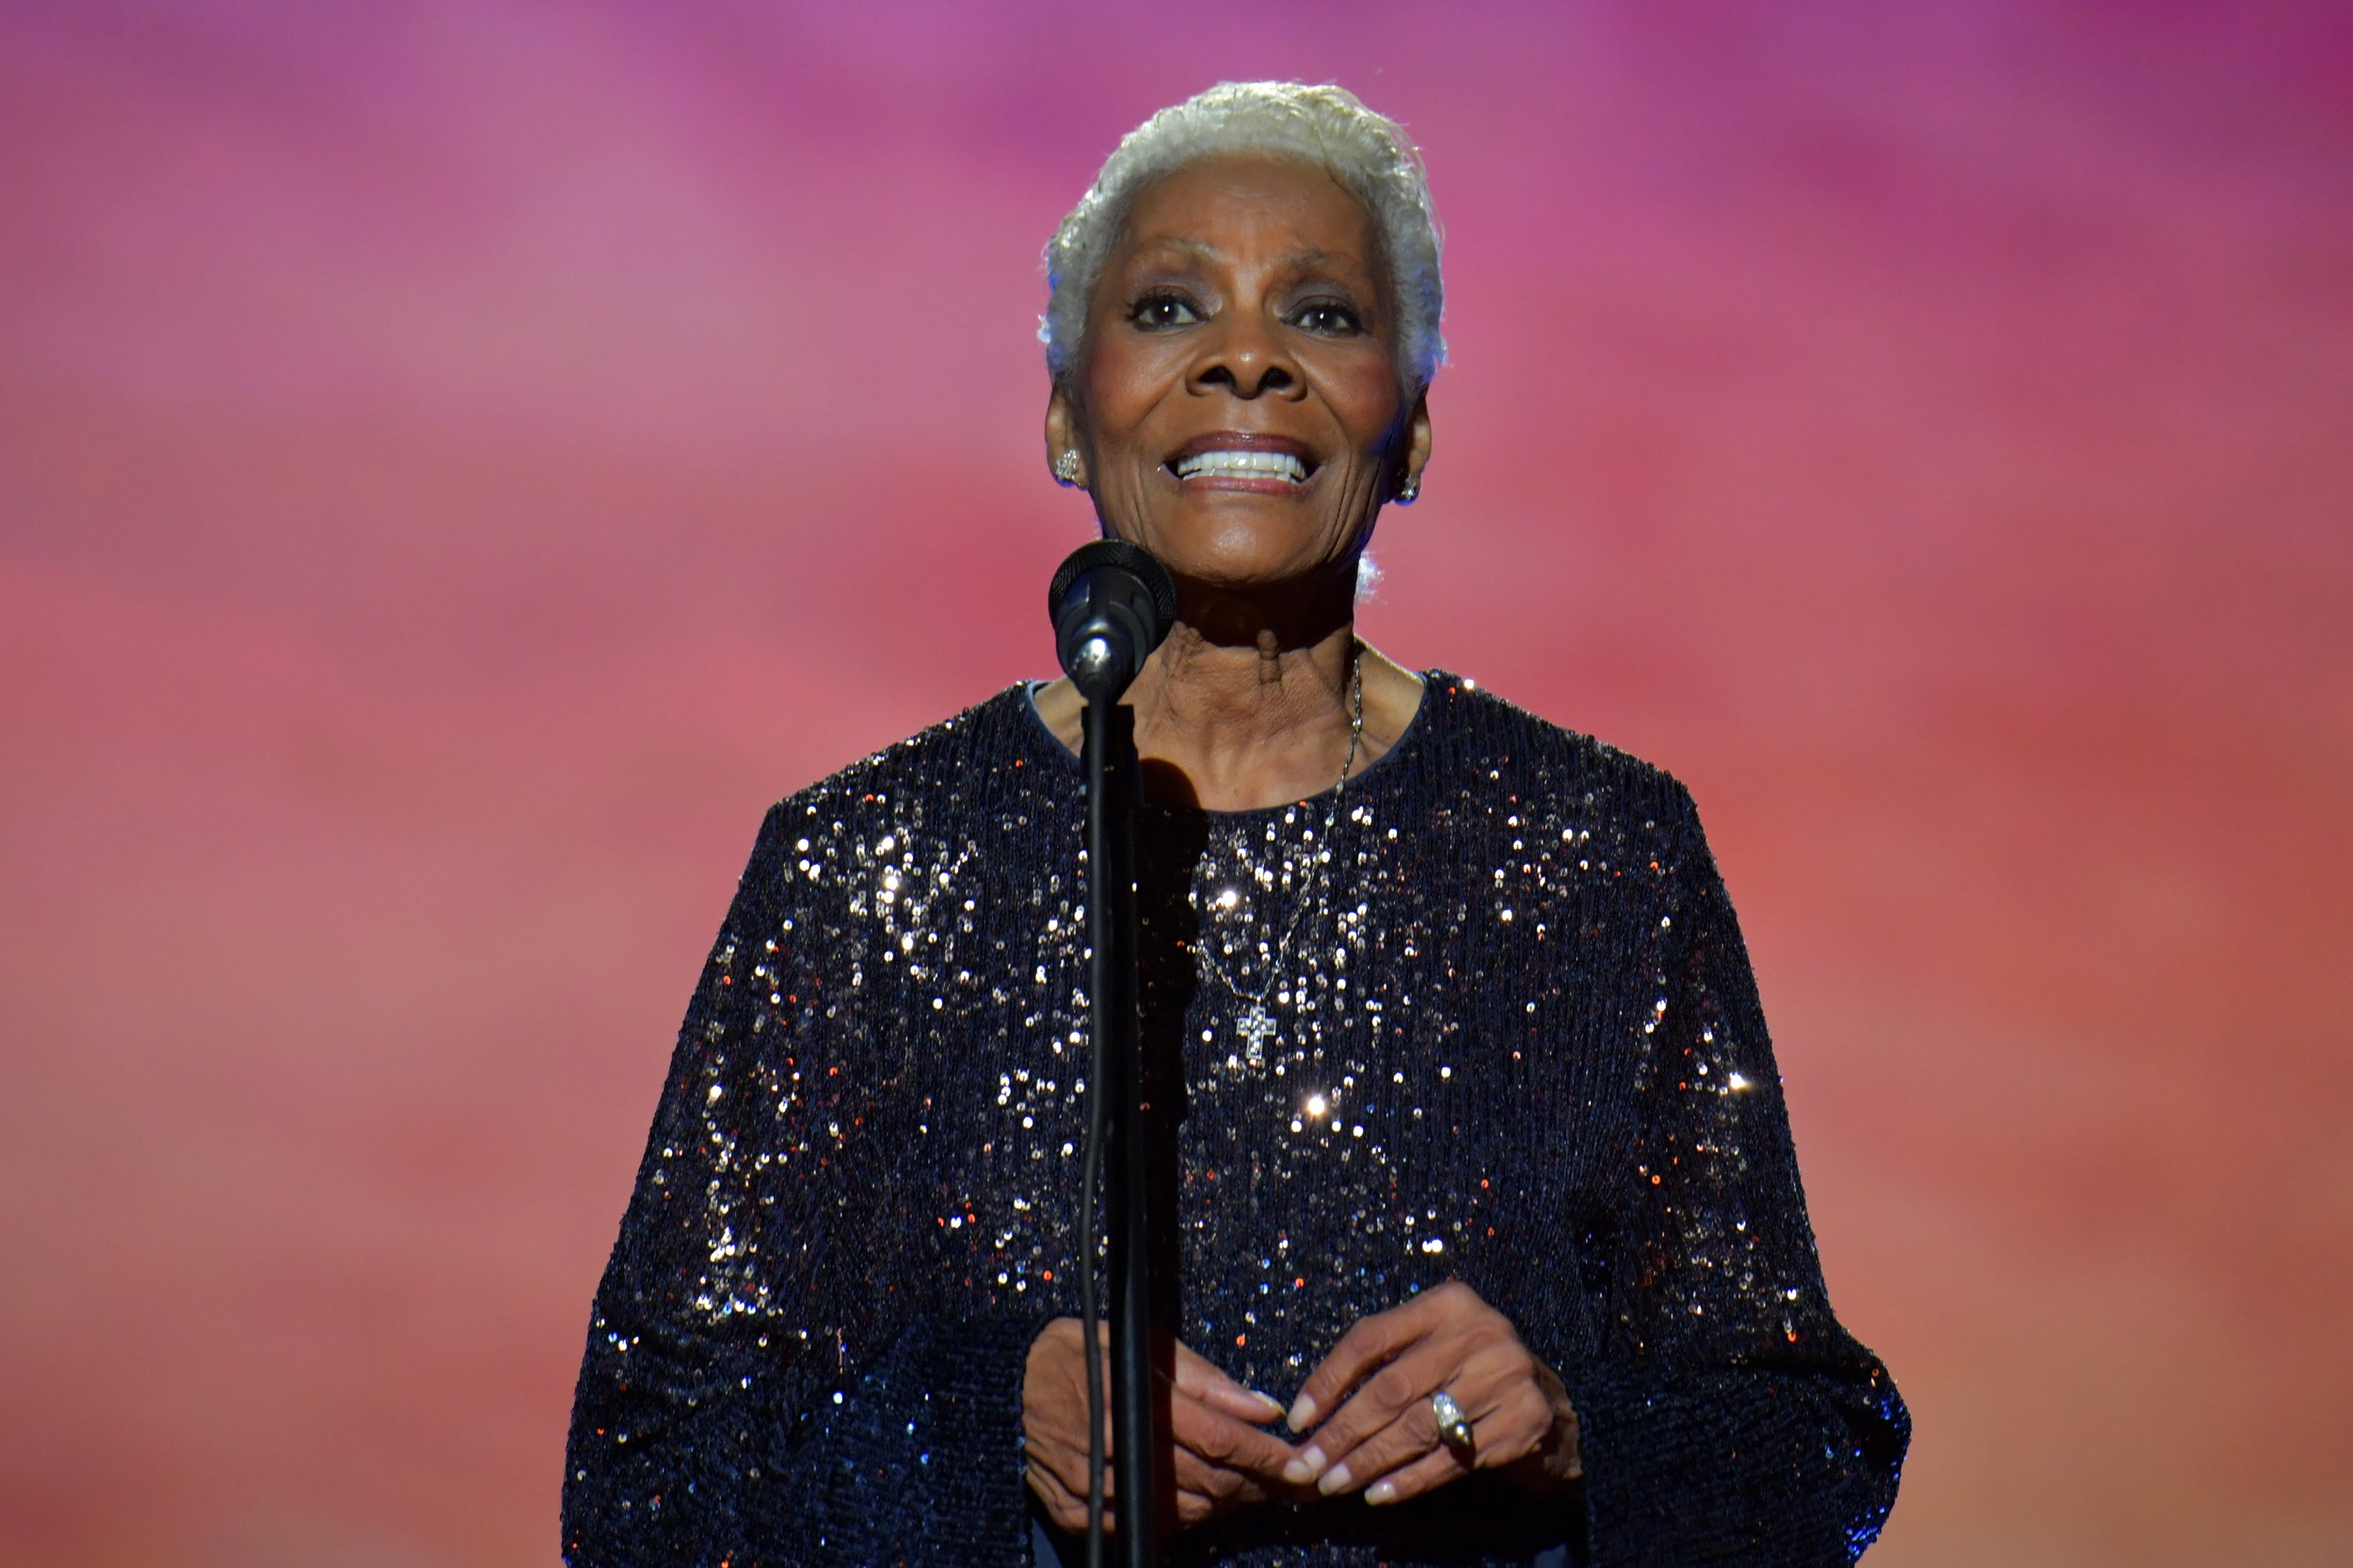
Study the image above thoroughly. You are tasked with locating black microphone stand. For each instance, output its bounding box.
[1082,690,1156,1568]
[1050,541,1176,1568]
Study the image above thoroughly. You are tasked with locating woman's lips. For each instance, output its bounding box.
[1173,449,1307,483]
[1161,433,1319,490]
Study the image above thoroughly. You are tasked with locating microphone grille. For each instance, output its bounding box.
[1047,539,1177,628]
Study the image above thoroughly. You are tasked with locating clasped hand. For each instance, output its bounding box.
[1022,1282,1580,1534]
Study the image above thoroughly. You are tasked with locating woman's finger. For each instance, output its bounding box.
[1313,1398,1440,1497]
[1357,1373,1572,1512]
[1361,1432,1482,1508]
[1168,1381,1306,1485]
[1286,1288,1449,1432]
[1029,1325,1301,1536]
[1175,1480,1262,1528]
[1026,1455,1098,1536]
[1171,1460,1272,1515]
[1287,1337,1456,1487]
[1171,1338,1288,1425]
[1032,1470,1083,1536]
[1325,1359,1557,1497]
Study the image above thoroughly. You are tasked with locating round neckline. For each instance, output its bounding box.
[1016,670,1440,821]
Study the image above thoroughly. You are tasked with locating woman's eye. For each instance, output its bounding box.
[1129,293,1203,329]
[1292,301,1364,335]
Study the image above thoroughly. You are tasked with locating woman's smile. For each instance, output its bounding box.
[1163,431,1320,492]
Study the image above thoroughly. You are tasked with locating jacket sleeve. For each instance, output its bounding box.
[562,804,1053,1567]
[1559,786,1909,1565]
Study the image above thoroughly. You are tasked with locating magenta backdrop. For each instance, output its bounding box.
[4,2,2349,1564]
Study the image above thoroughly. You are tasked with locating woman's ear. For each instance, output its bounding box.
[1045,387,1086,489]
[1396,392,1433,500]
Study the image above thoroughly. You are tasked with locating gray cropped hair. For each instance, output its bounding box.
[1041,82,1445,394]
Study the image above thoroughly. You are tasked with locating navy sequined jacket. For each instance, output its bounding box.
[564,676,1908,1565]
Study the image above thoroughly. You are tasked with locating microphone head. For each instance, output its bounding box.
[1047,539,1177,638]
[1048,539,1178,697]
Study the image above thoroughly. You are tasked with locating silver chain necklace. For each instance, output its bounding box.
[1190,648,1364,1065]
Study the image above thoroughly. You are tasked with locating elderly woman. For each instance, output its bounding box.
[563,82,1907,1566]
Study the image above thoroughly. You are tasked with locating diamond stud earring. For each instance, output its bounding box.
[1394,472,1420,504]
[1053,452,1084,488]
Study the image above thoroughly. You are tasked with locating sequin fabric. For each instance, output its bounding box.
[563,676,1908,1566]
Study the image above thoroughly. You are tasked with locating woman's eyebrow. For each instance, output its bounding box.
[1125,237,1222,266]
[1273,249,1380,295]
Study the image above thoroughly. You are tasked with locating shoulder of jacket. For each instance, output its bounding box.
[1433,673,1695,817]
[757,683,1038,842]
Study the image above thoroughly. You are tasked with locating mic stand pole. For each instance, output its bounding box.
[1082,689,1160,1568]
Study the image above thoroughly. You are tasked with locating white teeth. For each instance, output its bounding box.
[1174,449,1307,482]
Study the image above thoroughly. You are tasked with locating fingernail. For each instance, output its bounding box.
[1287,1394,1318,1432]
[1281,1456,1313,1485]
[1317,1462,1353,1496]
[1247,1389,1286,1420]
[1367,1480,1397,1506]
[1295,1444,1327,1480]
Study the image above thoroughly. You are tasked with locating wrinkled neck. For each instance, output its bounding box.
[1124,622,1362,811]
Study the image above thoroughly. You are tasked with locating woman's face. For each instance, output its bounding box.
[1048,155,1431,597]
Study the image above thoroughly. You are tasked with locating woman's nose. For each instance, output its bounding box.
[1187,311,1301,399]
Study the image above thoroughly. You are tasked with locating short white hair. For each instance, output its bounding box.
[1042,82,1445,394]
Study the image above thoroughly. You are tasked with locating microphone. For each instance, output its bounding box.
[1048,536,1177,1564]
[1048,540,1177,702]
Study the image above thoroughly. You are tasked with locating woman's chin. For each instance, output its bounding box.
[1160,552,1349,600]
[1136,519,1357,595]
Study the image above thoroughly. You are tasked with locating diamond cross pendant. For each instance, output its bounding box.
[1236,1001,1278,1067]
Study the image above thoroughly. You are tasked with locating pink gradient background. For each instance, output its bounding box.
[4,3,2350,1563]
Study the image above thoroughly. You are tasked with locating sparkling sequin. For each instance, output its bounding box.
[563,676,1907,1565]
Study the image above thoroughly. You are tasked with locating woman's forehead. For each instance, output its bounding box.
[1119,233,1374,279]
[1124,154,1367,226]
[1113,161,1381,277]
